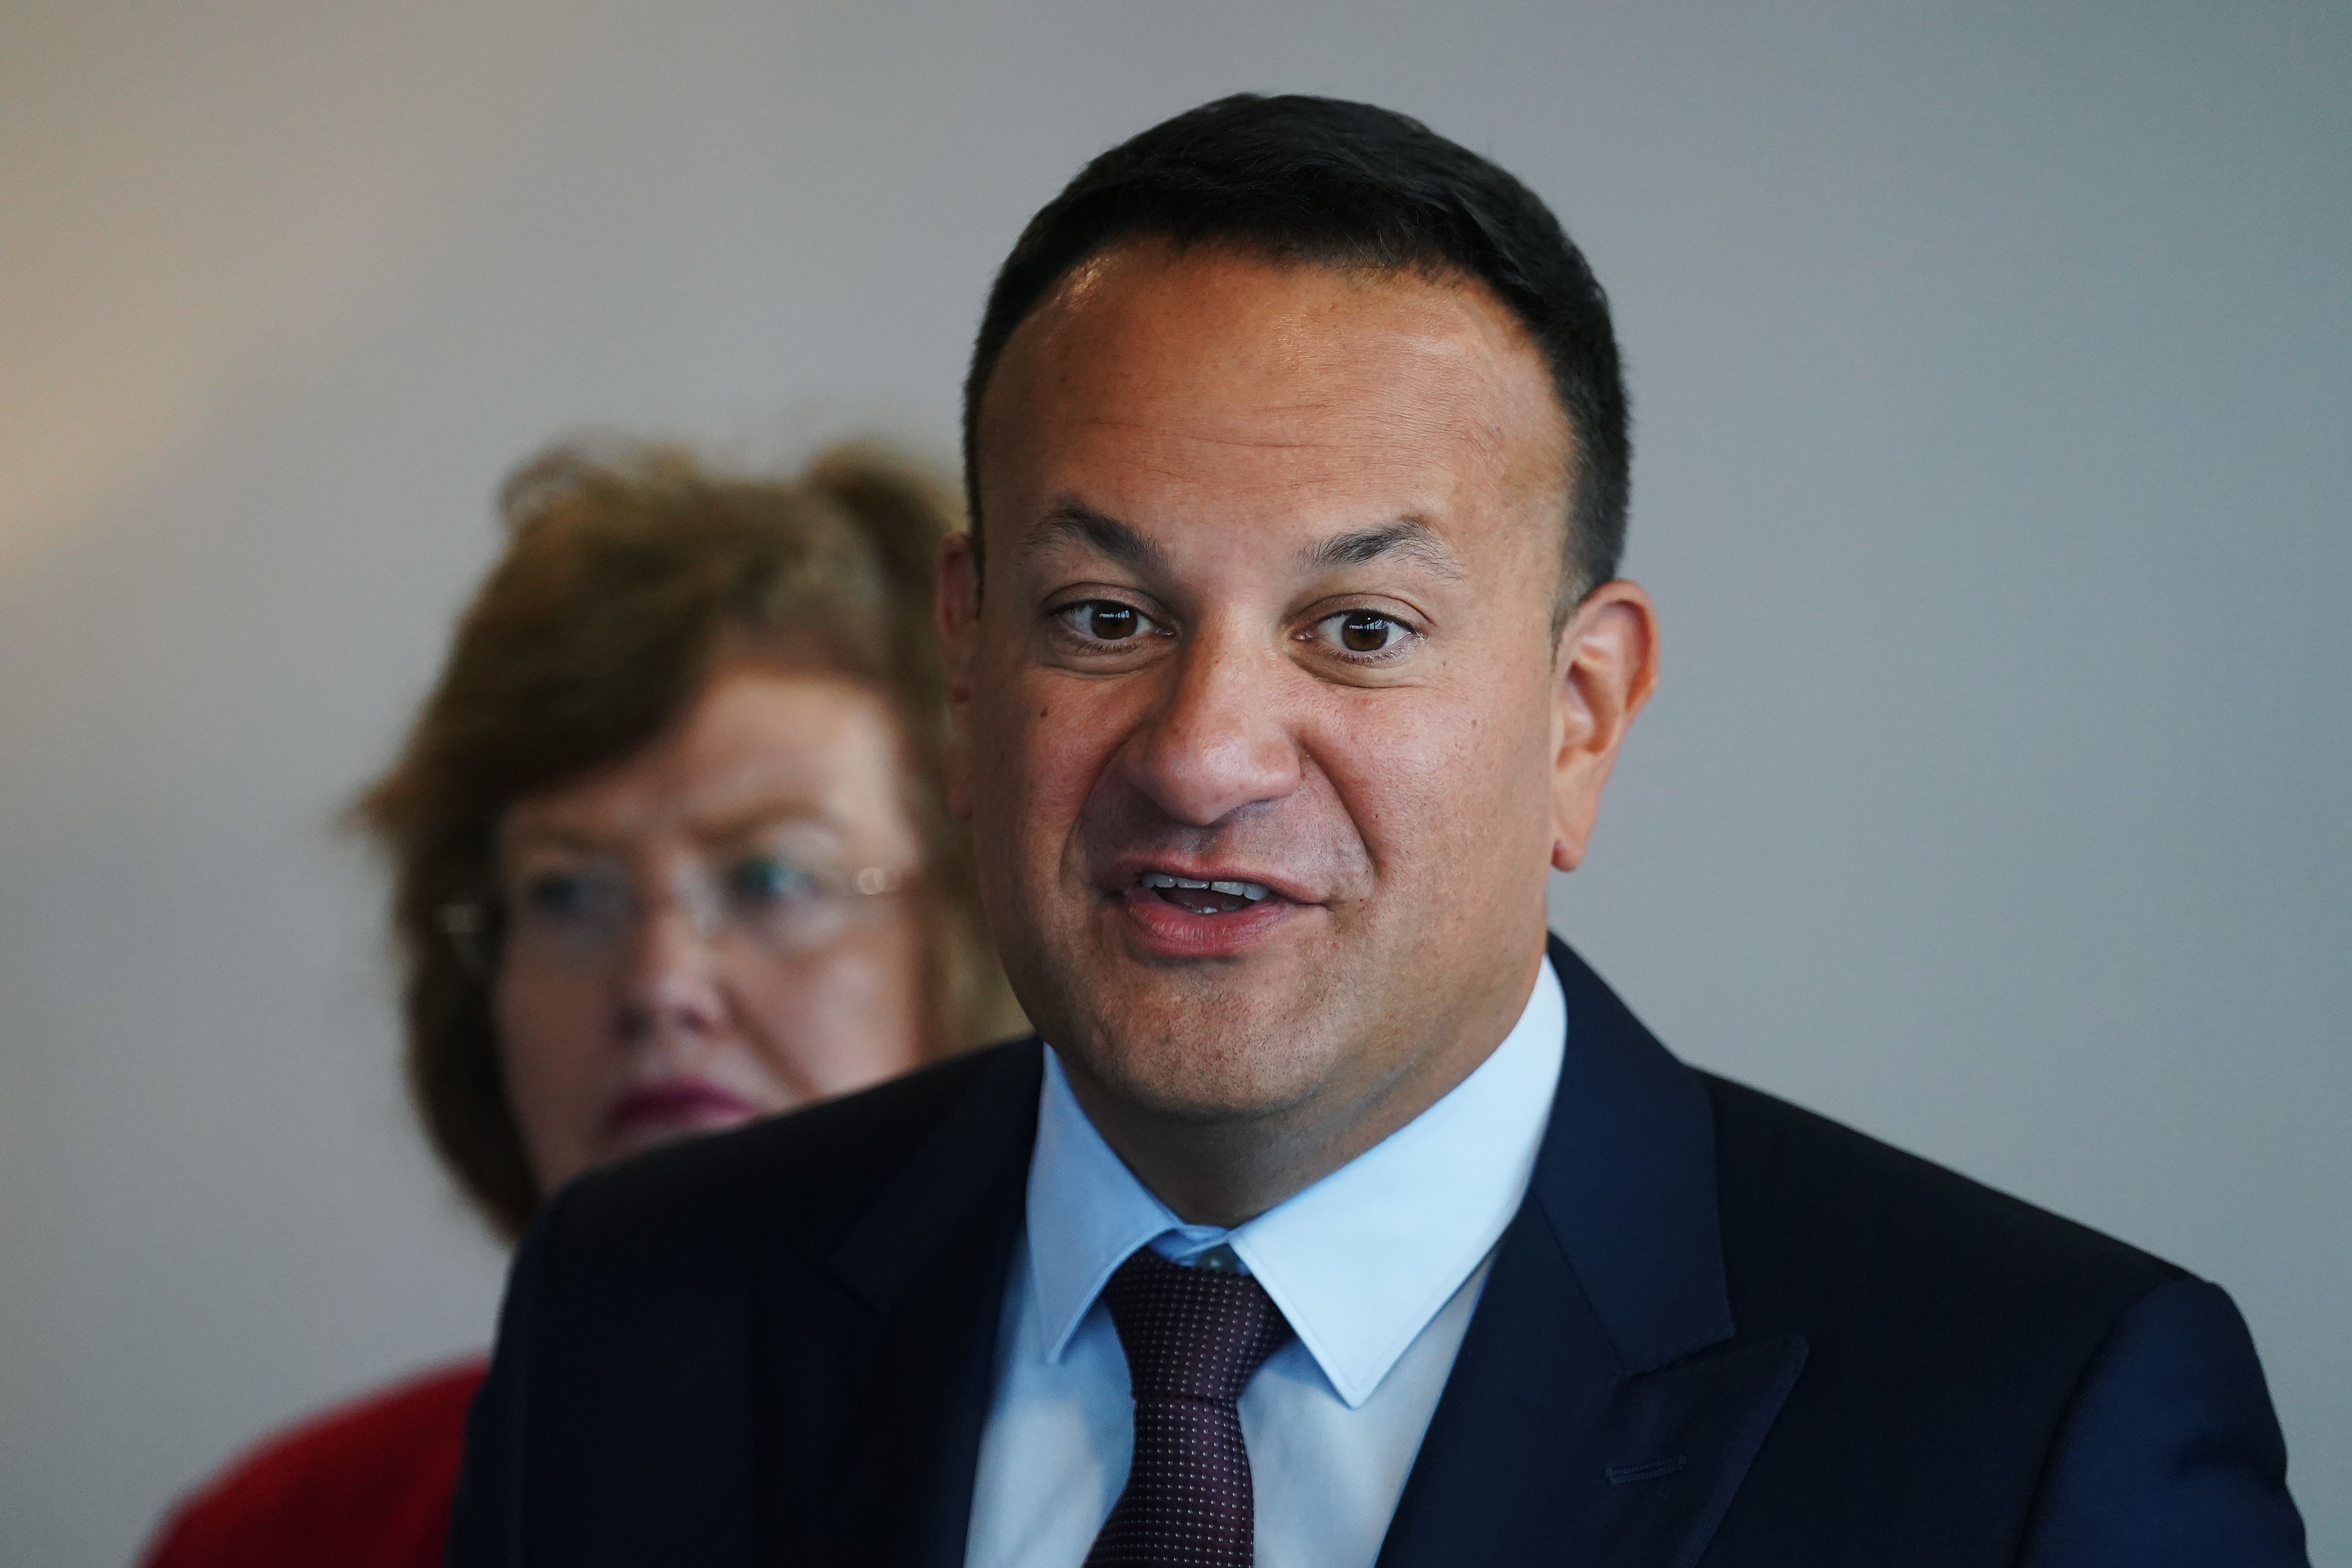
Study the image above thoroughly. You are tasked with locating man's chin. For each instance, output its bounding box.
[1073,1044,1333,1127]
[1051,981,1352,1123]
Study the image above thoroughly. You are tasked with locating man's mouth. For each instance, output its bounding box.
[1138,870,1274,914]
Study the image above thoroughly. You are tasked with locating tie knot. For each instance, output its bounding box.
[1099,1245,1295,1406]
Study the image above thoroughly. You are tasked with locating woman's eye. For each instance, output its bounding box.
[522,870,609,921]
[726,856,817,907]
[1327,610,1409,654]
[1060,600,1148,643]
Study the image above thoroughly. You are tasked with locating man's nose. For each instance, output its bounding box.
[614,897,727,1043]
[1123,629,1302,827]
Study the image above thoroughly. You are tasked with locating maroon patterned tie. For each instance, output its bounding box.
[1084,1245,1295,1568]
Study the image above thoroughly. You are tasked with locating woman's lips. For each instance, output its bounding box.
[603,1077,763,1147]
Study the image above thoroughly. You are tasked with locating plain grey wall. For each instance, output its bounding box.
[2,1,2343,1561]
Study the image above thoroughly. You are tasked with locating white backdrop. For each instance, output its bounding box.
[2,2,2344,1561]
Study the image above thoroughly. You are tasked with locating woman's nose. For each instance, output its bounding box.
[614,899,727,1042]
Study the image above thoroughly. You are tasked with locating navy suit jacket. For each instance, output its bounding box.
[448,938,2307,1565]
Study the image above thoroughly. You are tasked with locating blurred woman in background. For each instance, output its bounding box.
[142,440,1018,1568]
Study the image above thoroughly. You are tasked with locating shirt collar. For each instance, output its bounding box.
[1024,953,1566,1409]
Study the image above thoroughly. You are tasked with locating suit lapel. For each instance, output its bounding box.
[1582,1332,1808,1564]
[759,1040,1044,1568]
[1376,939,1805,1568]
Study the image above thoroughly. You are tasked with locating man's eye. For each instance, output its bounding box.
[1060,601,1147,642]
[1327,610,1408,654]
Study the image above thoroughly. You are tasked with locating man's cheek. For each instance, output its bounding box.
[1028,684,1130,788]
[973,676,1052,798]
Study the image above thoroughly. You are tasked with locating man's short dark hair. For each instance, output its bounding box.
[962,92,1630,612]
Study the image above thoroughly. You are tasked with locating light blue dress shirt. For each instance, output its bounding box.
[964,955,1567,1568]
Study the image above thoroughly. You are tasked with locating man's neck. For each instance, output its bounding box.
[1060,945,1547,1228]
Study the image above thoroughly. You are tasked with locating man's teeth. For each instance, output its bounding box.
[1140,871,1271,902]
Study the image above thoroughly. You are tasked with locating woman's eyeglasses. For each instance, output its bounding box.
[438,852,915,977]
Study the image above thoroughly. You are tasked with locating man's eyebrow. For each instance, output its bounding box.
[1018,502,1170,574]
[1302,518,1466,580]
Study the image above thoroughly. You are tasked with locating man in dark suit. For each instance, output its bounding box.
[448,95,2307,1566]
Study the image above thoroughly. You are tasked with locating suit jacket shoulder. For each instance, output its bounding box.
[545,1038,1033,1279]
[1504,940,2302,1565]
[1694,1071,2300,1561]
[451,1039,1044,1568]
[1701,1067,2180,1339]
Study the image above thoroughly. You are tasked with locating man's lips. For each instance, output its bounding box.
[1102,859,1319,956]
[1138,869,1275,914]
[603,1077,762,1144]
[1100,856,1321,909]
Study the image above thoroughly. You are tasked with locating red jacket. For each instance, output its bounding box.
[143,1359,487,1568]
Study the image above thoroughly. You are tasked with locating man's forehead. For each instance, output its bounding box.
[1016,499,1469,581]
[994,245,1556,435]
[976,243,1573,586]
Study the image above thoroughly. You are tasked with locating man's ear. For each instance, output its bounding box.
[1550,579,1658,873]
[935,532,982,821]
